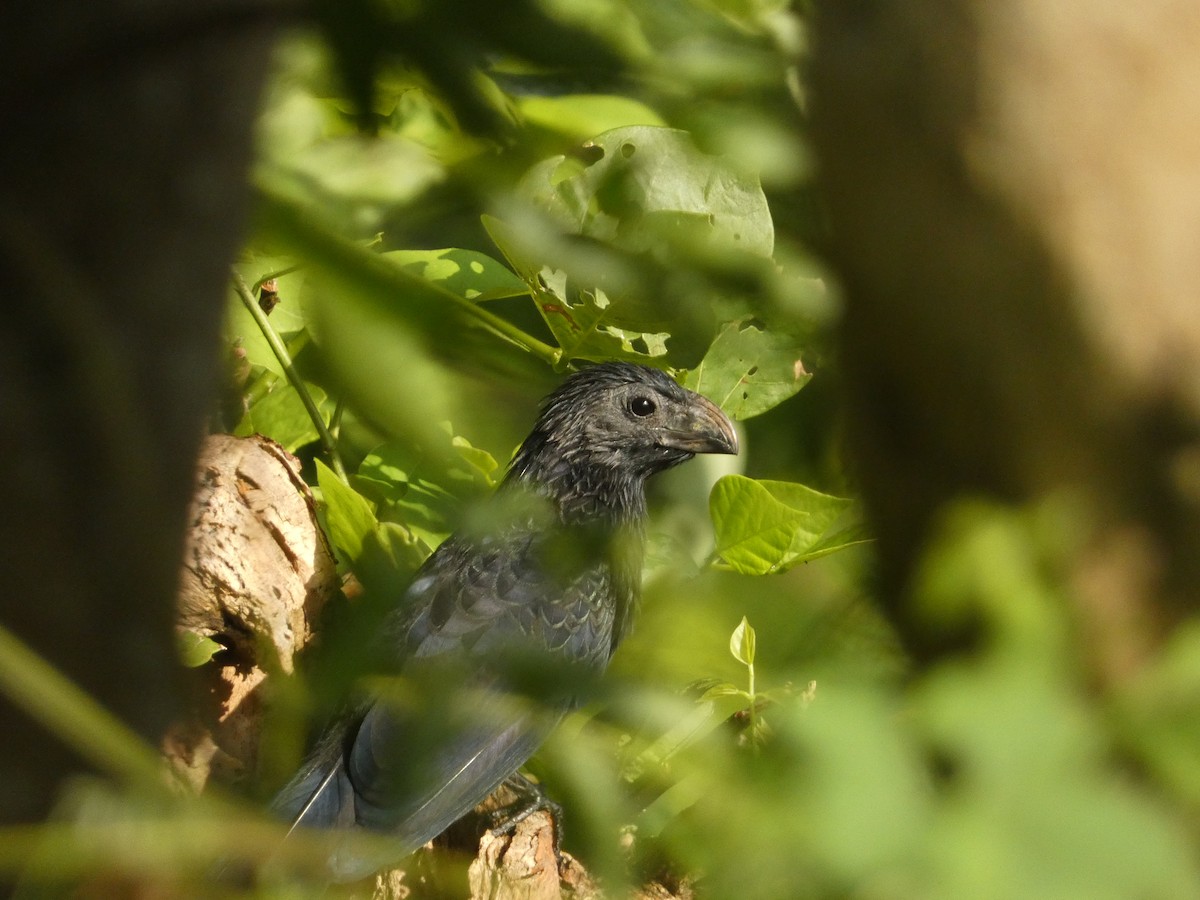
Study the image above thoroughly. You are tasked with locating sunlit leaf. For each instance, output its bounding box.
[483,215,669,364]
[522,126,774,258]
[517,94,665,142]
[710,475,853,574]
[235,383,331,452]
[316,458,377,564]
[385,248,528,302]
[685,317,811,420]
[730,616,756,666]
[177,631,222,668]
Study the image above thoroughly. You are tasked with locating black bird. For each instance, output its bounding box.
[272,362,738,881]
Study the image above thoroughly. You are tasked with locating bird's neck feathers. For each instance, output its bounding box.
[506,430,649,528]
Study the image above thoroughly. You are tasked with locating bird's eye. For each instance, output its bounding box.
[629,396,657,417]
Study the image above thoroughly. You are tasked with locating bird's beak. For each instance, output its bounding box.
[660,394,739,455]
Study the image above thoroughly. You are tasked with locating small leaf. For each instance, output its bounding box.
[451,435,500,482]
[731,616,756,666]
[177,631,222,668]
[316,459,377,564]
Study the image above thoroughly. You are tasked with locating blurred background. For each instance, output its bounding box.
[4,0,1200,897]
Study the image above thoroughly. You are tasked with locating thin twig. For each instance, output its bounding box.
[232,272,348,482]
[330,397,346,441]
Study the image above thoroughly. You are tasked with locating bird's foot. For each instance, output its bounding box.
[488,773,565,871]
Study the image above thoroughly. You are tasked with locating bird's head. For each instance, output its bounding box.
[509,363,738,498]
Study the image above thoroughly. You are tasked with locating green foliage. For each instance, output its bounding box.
[14,2,1200,899]
[315,458,377,564]
[177,631,223,669]
[685,317,811,420]
[709,475,863,574]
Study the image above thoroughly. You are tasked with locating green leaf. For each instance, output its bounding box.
[316,458,377,564]
[516,94,666,142]
[451,434,500,482]
[177,631,222,668]
[483,216,669,365]
[355,432,495,548]
[235,383,331,452]
[522,126,774,258]
[710,475,854,574]
[227,254,308,376]
[360,520,430,580]
[730,616,756,666]
[801,522,874,562]
[384,248,529,302]
[484,126,775,364]
[685,318,811,420]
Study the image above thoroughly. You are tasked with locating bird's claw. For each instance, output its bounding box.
[488,774,565,871]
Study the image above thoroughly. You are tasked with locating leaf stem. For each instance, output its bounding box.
[330,397,346,440]
[747,658,758,751]
[255,186,562,368]
[232,272,348,482]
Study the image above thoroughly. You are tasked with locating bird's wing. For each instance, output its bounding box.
[274,528,616,880]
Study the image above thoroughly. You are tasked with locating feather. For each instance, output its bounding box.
[273,363,737,880]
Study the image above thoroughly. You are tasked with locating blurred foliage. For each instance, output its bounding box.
[8,0,1200,898]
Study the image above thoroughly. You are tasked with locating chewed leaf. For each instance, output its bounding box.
[384,248,528,302]
[521,126,774,258]
[686,318,811,420]
[484,214,670,363]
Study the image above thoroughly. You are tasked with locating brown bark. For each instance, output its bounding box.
[167,434,337,793]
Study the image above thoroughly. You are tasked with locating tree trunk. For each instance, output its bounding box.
[810,0,1200,677]
[0,0,279,831]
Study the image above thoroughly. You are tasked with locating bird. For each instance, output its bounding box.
[270,362,738,881]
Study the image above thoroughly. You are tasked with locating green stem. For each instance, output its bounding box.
[747,660,758,750]
[243,331,310,406]
[256,186,562,368]
[457,293,561,365]
[232,273,348,482]
[330,397,346,440]
[252,264,301,291]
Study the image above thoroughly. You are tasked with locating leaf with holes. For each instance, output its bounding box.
[686,318,811,420]
[710,475,854,575]
[384,248,529,302]
[484,127,774,356]
[520,126,774,257]
[483,215,669,364]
